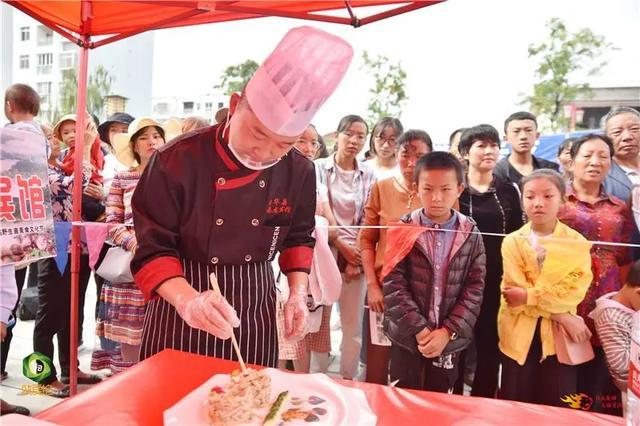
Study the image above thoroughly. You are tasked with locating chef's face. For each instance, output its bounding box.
[228,98,298,169]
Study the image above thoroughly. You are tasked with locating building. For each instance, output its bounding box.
[565,86,640,130]
[4,6,154,124]
[0,3,13,96]
[152,93,226,122]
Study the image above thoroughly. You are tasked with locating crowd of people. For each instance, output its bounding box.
[2,77,640,419]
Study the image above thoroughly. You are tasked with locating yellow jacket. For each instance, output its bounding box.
[498,221,593,365]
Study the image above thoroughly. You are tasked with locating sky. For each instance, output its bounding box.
[149,0,640,148]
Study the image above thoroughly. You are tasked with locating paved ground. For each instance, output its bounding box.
[0,275,345,416]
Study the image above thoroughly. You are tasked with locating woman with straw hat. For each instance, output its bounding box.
[92,118,179,373]
[130,26,353,366]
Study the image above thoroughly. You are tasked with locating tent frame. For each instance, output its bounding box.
[3,0,441,396]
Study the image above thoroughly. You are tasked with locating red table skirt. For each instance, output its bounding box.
[35,349,623,425]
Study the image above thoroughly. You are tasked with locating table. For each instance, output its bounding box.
[35,349,623,425]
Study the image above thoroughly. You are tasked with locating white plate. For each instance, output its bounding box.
[163,368,376,425]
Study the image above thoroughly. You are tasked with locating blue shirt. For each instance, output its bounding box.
[418,209,458,327]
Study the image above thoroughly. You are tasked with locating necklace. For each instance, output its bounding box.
[394,177,416,209]
[468,186,507,234]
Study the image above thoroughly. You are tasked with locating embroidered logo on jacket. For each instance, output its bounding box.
[266,198,292,215]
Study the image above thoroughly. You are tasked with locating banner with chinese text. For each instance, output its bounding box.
[0,127,56,265]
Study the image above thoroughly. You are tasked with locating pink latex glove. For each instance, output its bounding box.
[283,288,308,342]
[175,290,240,339]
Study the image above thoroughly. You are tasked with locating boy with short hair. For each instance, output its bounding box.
[591,259,640,392]
[494,111,559,187]
[382,152,486,392]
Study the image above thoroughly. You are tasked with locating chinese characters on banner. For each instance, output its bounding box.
[0,127,56,265]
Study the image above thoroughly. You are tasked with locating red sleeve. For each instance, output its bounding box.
[278,246,313,274]
[134,256,184,301]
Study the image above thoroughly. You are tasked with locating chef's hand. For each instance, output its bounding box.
[284,289,308,342]
[175,290,240,339]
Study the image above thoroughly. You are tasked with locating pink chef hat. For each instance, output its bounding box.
[245,26,353,137]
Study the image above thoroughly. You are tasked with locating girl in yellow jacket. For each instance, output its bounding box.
[498,170,593,407]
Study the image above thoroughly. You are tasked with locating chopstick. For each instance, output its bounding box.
[209,272,246,372]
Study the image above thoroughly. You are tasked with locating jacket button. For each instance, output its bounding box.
[217,177,226,185]
[251,219,259,226]
[244,254,252,262]
[259,180,266,188]
[216,218,224,226]
[211,257,219,264]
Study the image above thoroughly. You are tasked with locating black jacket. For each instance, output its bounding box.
[131,123,316,299]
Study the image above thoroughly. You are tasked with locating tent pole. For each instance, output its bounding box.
[69,33,90,397]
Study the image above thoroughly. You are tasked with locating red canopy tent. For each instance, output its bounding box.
[3,0,443,395]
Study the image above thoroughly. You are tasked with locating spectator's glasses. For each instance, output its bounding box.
[375,135,397,147]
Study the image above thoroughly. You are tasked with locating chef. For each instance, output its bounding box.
[131,26,353,367]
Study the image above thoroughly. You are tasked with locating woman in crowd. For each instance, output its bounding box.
[499,169,593,406]
[457,124,524,397]
[98,113,135,191]
[365,117,403,180]
[558,134,634,415]
[449,127,467,165]
[359,129,432,384]
[557,137,576,181]
[34,116,103,397]
[93,118,169,373]
[316,115,376,380]
[277,124,340,373]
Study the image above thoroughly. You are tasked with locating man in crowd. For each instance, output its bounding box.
[494,111,559,188]
[603,107,640,202]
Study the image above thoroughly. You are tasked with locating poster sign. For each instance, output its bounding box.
[0,127,55,265]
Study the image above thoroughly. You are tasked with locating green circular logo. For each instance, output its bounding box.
[22,352,53,383]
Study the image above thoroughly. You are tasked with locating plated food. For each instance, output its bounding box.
[165,368,376,426]
[208,368,272,425]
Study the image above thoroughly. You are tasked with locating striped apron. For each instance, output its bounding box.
[139,259,278,367]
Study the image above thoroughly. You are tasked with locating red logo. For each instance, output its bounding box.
[266,197,291,215]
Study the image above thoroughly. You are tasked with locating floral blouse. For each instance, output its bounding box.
[558,184,634,343]
[48,163,92,252]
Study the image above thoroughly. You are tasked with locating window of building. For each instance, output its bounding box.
[62,41,76,52]
[20,27,29,41]
[217,102,224,109]
[59,52,77,70]
[37,26,53,46]
[36,82,52,105]
[205,102,213,112]
[154,102,170,115]
[37,53,53,74]
[183,101,194,114]
[19,55,29,69]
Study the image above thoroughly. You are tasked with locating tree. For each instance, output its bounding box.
[360,51,408,126]
[215,59,259,95]
[57,65,113,122]
[522,18,613,132]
